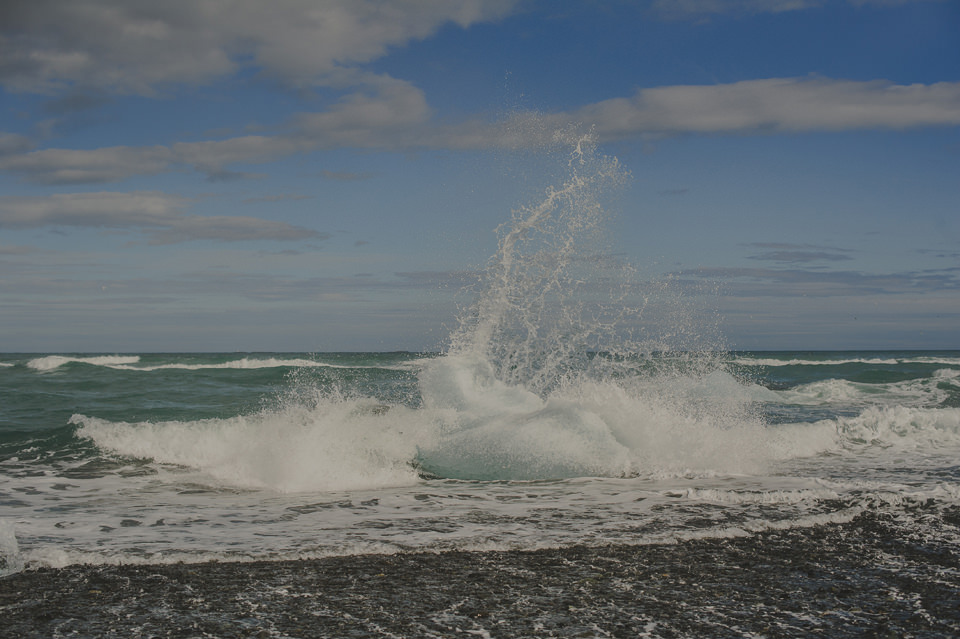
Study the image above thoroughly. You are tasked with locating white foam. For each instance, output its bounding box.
[111,357,414,372]
[415,354,783,481]
[18,541,407,572]
[27,355,141,371]
[834,405,960,449]
[24,354,418,372]
[405,134,780,482]
[7,495,876,571]
[71,395,435,493]
[735,356,960,367]
[8,463,958,573]
[772,376,947,408]
[669,487,842,505]
[661,506,866,543]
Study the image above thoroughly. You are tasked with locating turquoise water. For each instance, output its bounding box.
[2,350,959,573]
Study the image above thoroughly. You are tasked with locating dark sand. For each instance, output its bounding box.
[3,507,959,638]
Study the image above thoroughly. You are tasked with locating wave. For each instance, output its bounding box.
[70,395,430,493]
[9,541,408,573]
[48,136,960,491]
[110,358,406,372]
[0,502,869,572]
[25,354,416,373]
[418,354,787,481]
[734,356,960,367]
[58,344,960,494]
[70,360,827,491]
[9,467,956,572]
[765,371,956,409]
[833,405,960,449]
[0,502,873,572]
[27,355,142,371]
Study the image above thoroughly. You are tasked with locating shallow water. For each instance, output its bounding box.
[2,349,959,573]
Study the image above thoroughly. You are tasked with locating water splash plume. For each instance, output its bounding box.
[416,131,764,480]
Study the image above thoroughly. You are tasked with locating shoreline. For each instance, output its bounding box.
[2,509,959,638]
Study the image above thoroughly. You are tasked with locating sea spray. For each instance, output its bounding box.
[71,131,789,491]
[416,133,768,480]
[70,132,777,487]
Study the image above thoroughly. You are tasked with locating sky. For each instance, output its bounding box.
[1,0,958,352]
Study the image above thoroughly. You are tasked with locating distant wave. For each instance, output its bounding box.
[27,355,142,371]
[114,358,354,371]
[833,405,960,449]
[764,372,955,408]
[734,356,960,367]
[26,355,416,373]
[115,359,417,372]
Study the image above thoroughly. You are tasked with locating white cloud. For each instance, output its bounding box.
[242,193,314,204]
[0,145,175,184]
[0,191,321,243]
[651,0,821,19]
[414,77,960,146]
[0,191,188,228]
[0,135,316,184]
[569,78,960,139]
[650,0,942,19]
[292,77,432,148]
[172,135,315,176]
[143,215,327,245]
[2,77,958,185]
[0,0,520,94]
[0,132,34,155]
[0,77,430,183]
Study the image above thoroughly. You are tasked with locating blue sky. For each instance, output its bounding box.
[1,0,958,352]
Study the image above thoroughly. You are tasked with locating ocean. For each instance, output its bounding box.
[2,348,959,572]
[2,138,959,636]
[1,350,960,636]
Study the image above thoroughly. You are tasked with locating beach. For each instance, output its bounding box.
[4,507,959,638]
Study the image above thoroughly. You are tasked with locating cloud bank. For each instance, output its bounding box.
[2,1,957,187]
[570,78,960,140]
[0,191,321,244]
[0,0,520,94]
[3,77,959,185]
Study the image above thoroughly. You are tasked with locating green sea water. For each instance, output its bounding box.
[2,348,959,576]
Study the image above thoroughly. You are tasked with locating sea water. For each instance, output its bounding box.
[1,136,959,575]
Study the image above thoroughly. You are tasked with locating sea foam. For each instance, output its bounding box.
[71,394,432,493]
[27,355,141,371]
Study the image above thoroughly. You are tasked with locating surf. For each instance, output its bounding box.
[411,132,773,481]
[65,132,960,491]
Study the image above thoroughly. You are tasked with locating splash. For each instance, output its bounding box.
[74,132,777,489]
[70,392,433,493]
[439,132,719,391]
[416,132,766,480]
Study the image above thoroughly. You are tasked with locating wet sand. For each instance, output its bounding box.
[3,508,959,638]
